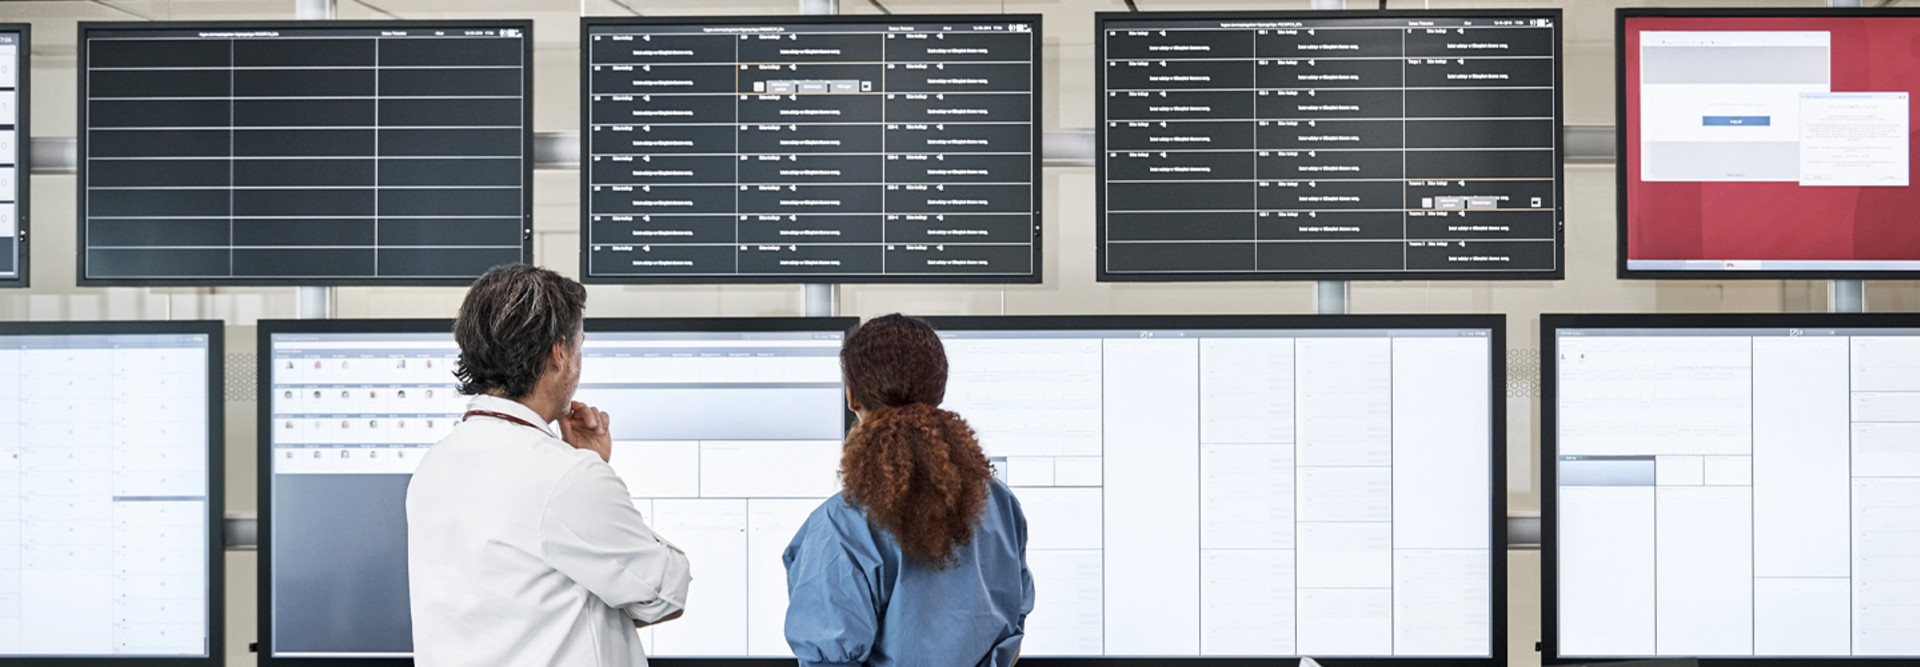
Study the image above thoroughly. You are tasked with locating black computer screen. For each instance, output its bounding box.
[0,320,224,664]
[78,22,532,286]
[257,318,854,666]
[0,25,26,288]
[925,315,1505,663]
[1545,314,1920,663]
[1096,10,1564,281]
[581,16,1042,284]
[1617,9,1920,280]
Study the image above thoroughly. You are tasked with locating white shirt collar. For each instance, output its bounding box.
[465,394,558,438]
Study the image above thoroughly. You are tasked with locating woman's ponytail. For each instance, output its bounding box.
[841,402,992,569]
[837,314,995,570]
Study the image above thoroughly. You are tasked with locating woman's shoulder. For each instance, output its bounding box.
[800,492,877,540]
[802,490,854,524]
[791,491,895,563]
[986,479,1021,511]
[980,479,1027,530]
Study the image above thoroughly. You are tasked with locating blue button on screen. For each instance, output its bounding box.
[1703,116,1771,126]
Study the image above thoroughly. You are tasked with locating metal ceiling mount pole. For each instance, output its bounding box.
[1315,280,1349,315]
[1830,280,1866,314]
[1312,0,1346,313]
[1828,0,1865,313]
[297,286,333,320]
[803,283,839,318]
[799,0,838,315]
[295,0,335,21]
[294,0,337,319]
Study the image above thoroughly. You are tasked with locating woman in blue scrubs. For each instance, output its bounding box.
[784,314,1034,667]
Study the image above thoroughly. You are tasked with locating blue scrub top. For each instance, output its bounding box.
[783,480,1034,667]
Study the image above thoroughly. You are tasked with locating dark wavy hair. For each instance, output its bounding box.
[839,314,993,570]
[452,264,586,400]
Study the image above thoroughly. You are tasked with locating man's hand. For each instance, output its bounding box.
[633,610,683,629]
[559,401,613,463]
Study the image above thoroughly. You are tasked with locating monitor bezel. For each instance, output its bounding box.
[920,313,1510,667]
[0,319,226,667]
[254,316,857,667]
[0,23,29,289]
[577,14,1046,286]
[1540,312,1920,664]
[74,20,537,287]
[1092,8,1566,283]
[1615,7,1920,281]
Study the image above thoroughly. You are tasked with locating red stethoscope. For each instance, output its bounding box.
[461,410,550,434]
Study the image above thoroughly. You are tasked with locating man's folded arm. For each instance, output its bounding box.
[539,460,693,623]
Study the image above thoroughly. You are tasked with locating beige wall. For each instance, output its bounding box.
[0,0,1905,664]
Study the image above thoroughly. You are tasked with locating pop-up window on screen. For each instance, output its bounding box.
[1799,92,1909,187]
[1640,31,1830,182]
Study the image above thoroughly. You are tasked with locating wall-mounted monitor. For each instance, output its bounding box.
[0,320,223,663]
[925,315,1504,664]
[1096,10,1563,281]
[78,22,533,286]
[1545,314,1920,662]
[581,16,1042,284]
[256,318,853,665]
[0,25,26,288]
[1620,9,1920,279]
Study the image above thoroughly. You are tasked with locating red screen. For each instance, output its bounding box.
[1624,16,1920,271]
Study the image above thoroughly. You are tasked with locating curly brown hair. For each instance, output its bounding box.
[839,314,993,570]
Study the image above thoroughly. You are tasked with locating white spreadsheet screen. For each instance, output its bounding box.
[266,327,845,658]
[0,332,211,656]
[1555,326,1920,658]
[937,326,1495,658]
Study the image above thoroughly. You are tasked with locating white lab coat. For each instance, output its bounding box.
[406,394,691,667]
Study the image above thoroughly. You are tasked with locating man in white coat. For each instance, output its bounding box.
[407,264,691,666]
